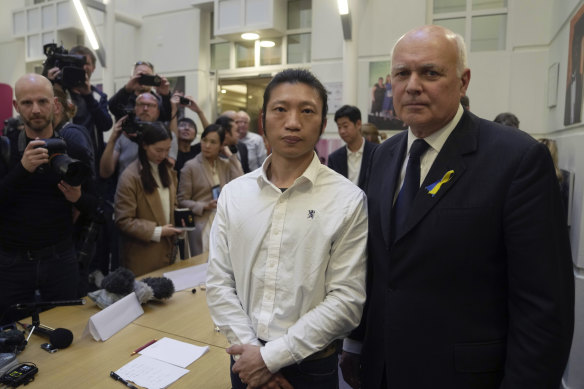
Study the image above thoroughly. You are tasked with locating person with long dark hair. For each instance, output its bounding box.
[115,123,181,276]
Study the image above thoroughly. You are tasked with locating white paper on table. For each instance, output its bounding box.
[163,263,207,291]
[139,337,209,368]
[84,292,144,341]
[116,355,189,389]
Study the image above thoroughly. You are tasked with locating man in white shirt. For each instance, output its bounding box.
[327,105,377,190]
[206,69,368,389]
[236,110,267,170]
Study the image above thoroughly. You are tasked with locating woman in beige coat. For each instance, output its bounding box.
[115,122,182,276]
[178,123,243,255]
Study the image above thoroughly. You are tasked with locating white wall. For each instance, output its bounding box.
[1,2,583,385]
[0,0,26,117]
[545,1,584,388]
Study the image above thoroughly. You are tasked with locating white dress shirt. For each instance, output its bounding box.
[239,131,267,171]
[347,137,365,185]
[394,104,464,202]
[207,152,368,373]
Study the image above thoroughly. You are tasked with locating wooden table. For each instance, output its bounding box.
[133,253,229,350]
[14,253,232,388]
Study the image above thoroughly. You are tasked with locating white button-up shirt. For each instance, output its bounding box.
[207,152,368,373]
[240,131,267,171]
[347,137,365,185]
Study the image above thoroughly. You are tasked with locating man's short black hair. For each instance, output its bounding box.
[334,105,361,124]
[178,117,196,127]
[70,45,96,67]
[178,117,197,136]
[460,95,470,110]
[262,68,328,132]
[493,112,520,129]
[215,115,236,136]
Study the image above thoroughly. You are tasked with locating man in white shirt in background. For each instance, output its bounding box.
[236,110,267,170]
[206,68,368,389]
[327,105,377,190]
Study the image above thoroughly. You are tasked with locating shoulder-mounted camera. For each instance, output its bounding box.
[42,43,87,90]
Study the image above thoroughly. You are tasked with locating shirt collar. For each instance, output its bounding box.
[347,137,365,156]
[257,151,320,190]
[406,104,464,154]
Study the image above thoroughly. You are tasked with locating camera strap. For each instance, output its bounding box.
[17,129,61,155]
[0,136,9,166]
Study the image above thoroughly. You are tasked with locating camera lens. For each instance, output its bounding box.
[51,155,91,186]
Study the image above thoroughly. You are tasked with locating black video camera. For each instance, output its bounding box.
[35,138,90,186]
[138,74,162,87]
[3,117,22,137]
[42,43,87,90]
[120,108,150,138]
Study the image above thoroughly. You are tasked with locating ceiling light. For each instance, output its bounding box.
[221,89,227,94]
[259,40,275,48]
[73,0,99,50]
[241,32,259,40]
[337,0,349,15]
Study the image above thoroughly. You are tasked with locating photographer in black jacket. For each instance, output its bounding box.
[44,45,113,172]
[108,61,172,122]
[0,74,95,325]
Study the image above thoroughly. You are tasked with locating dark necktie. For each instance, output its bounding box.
[392,139,430,240]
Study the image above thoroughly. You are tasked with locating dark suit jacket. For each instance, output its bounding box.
[327,139,376,189]
[355,110,574,388]
[236,142,250,173]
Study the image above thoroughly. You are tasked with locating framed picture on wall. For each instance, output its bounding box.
[368,61,407,130]
[548,62,559,108]
[564,4,584,125]
[167,76,186,95]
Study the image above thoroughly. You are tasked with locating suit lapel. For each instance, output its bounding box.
[340,148,348,178]
[197,155,216,189]
[379,134,408,248]
[144,186,167,226]
[358,141,373,189]
[169,170,177,224]
[141,165,177,228]
[397,113,478,241]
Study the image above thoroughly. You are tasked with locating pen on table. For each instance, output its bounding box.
[110,371,138,389]
[130,339,157,356]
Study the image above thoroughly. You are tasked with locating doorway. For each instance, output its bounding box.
[218,76,271,135]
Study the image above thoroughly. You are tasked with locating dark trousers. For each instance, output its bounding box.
[0,244,79,325]
[230,352,339,389]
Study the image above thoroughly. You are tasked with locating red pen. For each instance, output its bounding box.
[130,339,157,356]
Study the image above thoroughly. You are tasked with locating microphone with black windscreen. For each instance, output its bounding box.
[22,323,73,349]
[11,299,83,350]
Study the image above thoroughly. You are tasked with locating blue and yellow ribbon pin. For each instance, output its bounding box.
[425,170,454,197]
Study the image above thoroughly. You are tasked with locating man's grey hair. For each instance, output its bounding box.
[391,25,469,77]
[450,31,468,77]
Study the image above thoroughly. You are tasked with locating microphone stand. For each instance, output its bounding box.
[14,299,85,339]
[28,307,41,337]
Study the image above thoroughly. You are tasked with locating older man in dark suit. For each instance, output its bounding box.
[340,25,574,389]
[327,105,376,190]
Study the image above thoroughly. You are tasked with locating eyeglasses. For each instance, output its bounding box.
[178,125,196,131]
[136,102,158,109]
[134,61,154,71]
